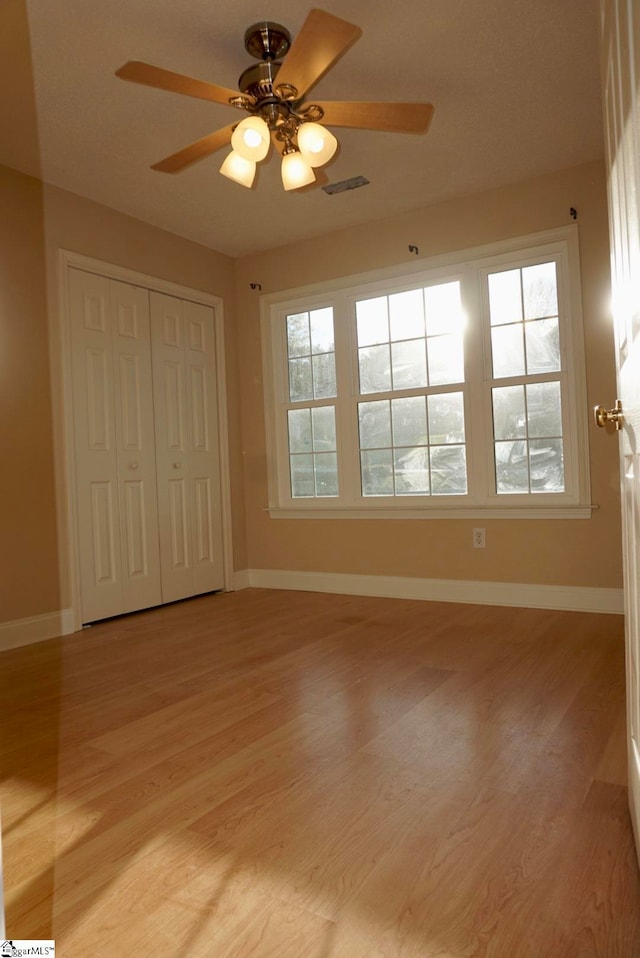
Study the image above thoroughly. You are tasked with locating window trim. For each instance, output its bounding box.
[261,225,593,519]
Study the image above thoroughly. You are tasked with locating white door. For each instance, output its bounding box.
[69,269,162,621]
[600,0,640,858]
[150,291,224,602]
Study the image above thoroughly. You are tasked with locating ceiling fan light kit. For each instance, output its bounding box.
[230,115,271,161]
[219,150,256,188]
[115,8,434,193]
[281,148,316,190]
[296,121,338,166]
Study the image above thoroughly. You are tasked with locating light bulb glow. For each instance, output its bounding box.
[297,122,338,167]
[281,150,316,191]
[220,150,256,188]
[244,129,262,148]
[231,116,271,162]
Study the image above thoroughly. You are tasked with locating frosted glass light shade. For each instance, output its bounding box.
[220,150,256,188]
[281,150,316,191]
[231,116,271,162]
[297,122,338,167]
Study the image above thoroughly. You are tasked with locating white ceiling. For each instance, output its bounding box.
[12,0,603,258]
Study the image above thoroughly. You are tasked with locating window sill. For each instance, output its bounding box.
[267,504,597,520]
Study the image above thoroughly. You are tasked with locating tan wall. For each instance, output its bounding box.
[0,0,41,179]
[0,156,621,629]
[0,166,59,621]
[0,166,245,626]
[41,184,246,609]
[236,160,623,589]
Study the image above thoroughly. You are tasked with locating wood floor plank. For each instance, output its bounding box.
[2,588,638,954]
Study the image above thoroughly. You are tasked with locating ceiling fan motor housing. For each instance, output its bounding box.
[238,60,282,100]
[244,21,291,61]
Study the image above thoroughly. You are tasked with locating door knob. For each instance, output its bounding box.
[594,400,623,430]
[128,462,140,469]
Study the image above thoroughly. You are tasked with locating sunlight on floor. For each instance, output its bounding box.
[15,818,458,957]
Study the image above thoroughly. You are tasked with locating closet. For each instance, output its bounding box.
[69,267,224,623]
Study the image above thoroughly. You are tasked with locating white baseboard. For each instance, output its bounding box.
[243,569,624,615]
[232,569,251,591]
[0,609,76,652]
[0,576,622,655]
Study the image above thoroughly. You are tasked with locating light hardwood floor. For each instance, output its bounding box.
[2,589,639,956]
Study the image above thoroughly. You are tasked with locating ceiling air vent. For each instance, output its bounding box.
[322,175,370,195]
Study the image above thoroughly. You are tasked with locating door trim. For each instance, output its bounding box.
[57,249,234,631]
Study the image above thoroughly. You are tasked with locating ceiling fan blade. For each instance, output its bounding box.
[116,61,243,107]
[313,101,434,134]
[274,9,362,99]
[151,125,235,173]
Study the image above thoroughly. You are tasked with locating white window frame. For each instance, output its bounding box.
[261,225,593,519]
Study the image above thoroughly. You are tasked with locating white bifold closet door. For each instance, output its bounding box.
[150,290,224,603]
[69,268,224,623]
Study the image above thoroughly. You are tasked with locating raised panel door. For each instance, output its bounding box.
[184,299,224,594]
[69,269,123,621]
[70,270,162,621]
[150,291,224,601]
[111,280,162,614]
[600,0,640,862]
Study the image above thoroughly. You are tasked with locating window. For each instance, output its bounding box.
[355,281,467,498]
[285,307,338,497]
[263,226,591,518]
[487,262,565,495]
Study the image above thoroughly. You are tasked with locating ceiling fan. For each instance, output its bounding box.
[115,8,434,191]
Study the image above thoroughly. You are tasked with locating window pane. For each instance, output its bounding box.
[288,406,338,499]
[495,441,529,493]
[287,313,310,357]
[358,394,467,498]
[391,339,427,389]
[290,454,315,497]
[290,451,339,498]
[523,262,558,319]
[312,353,337,398]
[491,324,525,378]
[525,318,560,374]
[493,379,564,495]
[359,400,391,449]
[389,289,425,341]
[428,392,465,444]
[488,269,523,326]
[427,333,464,385]
[394,447,430,494]
[361,449,393,496]
[315,452,339,497]
[430,445,467,494]
[356,297,389,346]
[392,396,427,447]
[287,308,336,402]
[311,405,336,451]
[492,385,526,440]
[359,344,392,393]
[310,307,335,352]
[289,357,313,401]
[527,381,562,437]
[424,282,464,336]
[529,438,564,491]
[288,408,312,453]
[495,437,564,494]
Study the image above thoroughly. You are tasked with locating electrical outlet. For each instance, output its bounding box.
[472,528,486,549]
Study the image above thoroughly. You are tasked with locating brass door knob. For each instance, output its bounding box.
[594,400,623,430]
